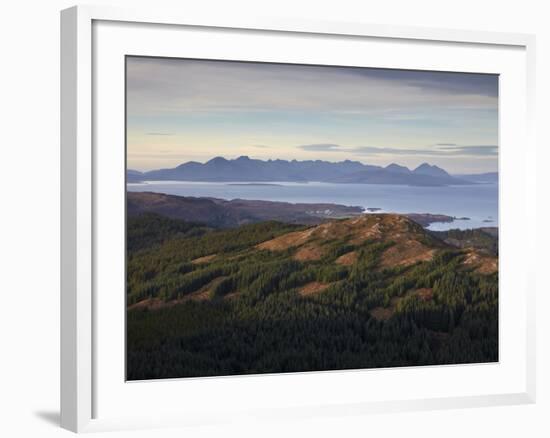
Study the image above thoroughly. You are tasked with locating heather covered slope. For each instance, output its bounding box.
[127,191,364,227]
[127,213,498,380]
[127,191,464,228]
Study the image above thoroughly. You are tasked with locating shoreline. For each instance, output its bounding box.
[127,190,497,231]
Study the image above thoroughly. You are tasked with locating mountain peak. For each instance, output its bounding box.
[385,163,411,174]
[207,156,228,164]
[413,163,449,178]
[415,162,432,169]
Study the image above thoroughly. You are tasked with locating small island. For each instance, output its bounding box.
[404,213,471,227]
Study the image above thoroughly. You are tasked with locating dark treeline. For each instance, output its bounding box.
[126,213,498,380]
[430,228,498,255]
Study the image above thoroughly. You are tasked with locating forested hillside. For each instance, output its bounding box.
[126,213,498,380]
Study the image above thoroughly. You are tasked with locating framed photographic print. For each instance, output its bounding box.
[61,5,536,433]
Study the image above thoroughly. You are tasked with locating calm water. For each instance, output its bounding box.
[127,181,498,231]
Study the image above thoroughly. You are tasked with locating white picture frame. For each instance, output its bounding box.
[60,5,537,433]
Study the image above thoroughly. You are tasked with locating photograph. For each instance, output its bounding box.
[125,56,499,380]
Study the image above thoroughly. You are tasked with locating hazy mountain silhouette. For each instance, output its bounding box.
[129,157,481,186]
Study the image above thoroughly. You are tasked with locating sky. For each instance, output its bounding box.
[126,56,498,174]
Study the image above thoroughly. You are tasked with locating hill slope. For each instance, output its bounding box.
[127,191,364,227]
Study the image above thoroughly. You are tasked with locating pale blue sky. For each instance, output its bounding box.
[127,57,498,174]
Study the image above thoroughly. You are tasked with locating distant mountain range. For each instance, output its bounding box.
[128,156,496,187]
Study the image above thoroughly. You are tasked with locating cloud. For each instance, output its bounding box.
[434,144,497,155]
[145,132,174,136]
[129,154,191,160]
[357,69,498,98]
[297,143,497,157]
[126,57,498,117]
[352,146,437,156]
[298,143,342,151]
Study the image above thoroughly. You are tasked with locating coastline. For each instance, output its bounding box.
[127,187,497,231]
